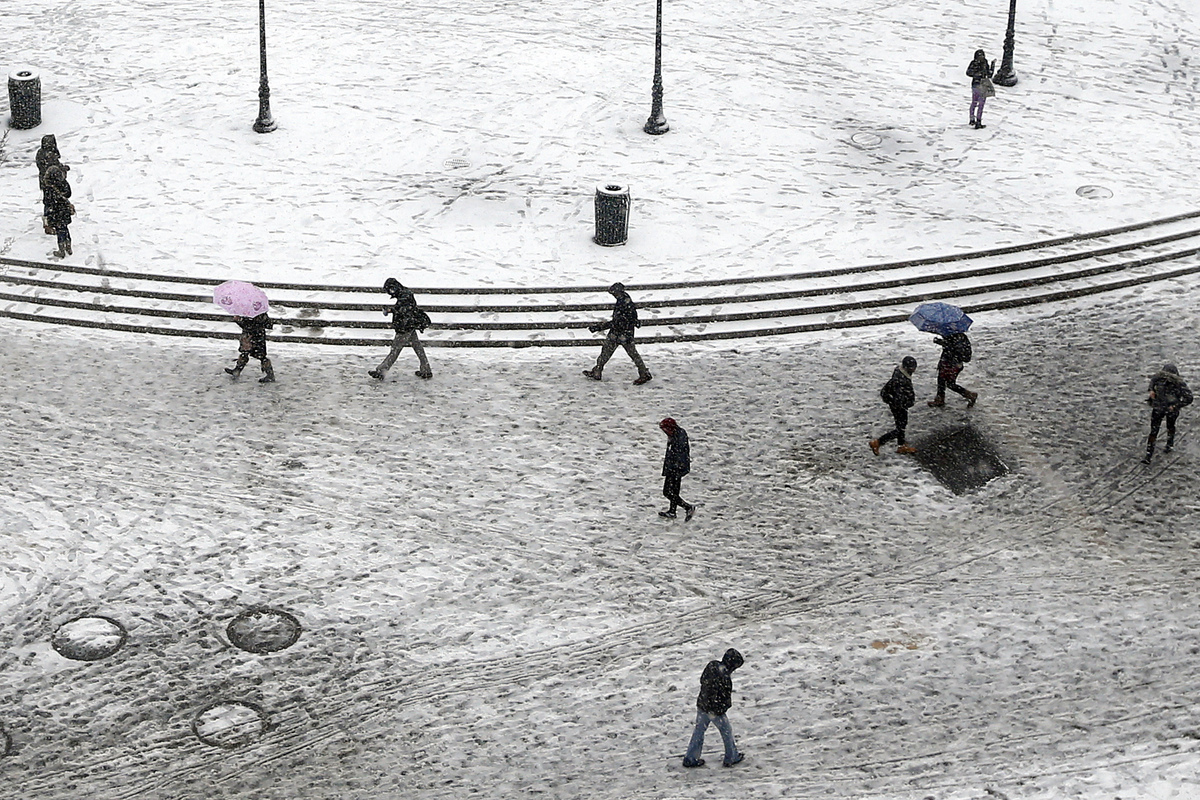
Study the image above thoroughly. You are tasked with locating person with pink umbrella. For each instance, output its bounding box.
[214,281,276,383]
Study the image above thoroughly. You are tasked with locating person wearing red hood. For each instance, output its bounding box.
[682,648,746,768]
[659,417,695,520]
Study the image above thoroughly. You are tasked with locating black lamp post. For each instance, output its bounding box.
[253,0,277,133]
[993,0,1018,87]
[643,0,669,135]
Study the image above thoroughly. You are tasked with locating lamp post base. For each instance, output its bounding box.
[993,68,1017,87]
[253,116,277,133]
[643,115,669,136]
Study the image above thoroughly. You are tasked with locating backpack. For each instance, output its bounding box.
[949,333,972,363]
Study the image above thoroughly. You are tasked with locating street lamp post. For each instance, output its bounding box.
[643,0,669,135]
[993,0,1018,87]
[253,0,277,133]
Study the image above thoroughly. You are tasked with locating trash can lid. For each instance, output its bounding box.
[9,66,39,81]
[595,182,629,196]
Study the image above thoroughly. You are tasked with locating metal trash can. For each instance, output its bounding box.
[8,67,41,130]
[593,182,630,246]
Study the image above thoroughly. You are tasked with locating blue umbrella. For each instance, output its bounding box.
[910,302,972,335]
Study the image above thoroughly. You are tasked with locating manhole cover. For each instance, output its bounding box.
[851,132,882,149]
[913,425,1009,495]
[1076,185,1112,200]
[192,701,269,748]
[51,615,128,661]
[443,157,471,170]
[227,607,301,654]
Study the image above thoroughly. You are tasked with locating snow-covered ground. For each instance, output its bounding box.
[2,0,1200,798]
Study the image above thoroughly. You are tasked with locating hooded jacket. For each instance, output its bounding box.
[1148,365,1193,412]
[36,134,60,187]
[593,289,639,339]
[386,285,431,334]
[696,648,744,715]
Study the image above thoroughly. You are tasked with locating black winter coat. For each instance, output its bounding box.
[1149,370,1193,412]
[880,366,916,411]
[662,427,690,477]
[595,293,639,339]
[696,660,734,714]
[236,313,274,353]
[387,288,431,334]
[43,168,73,229]
[936,333,971,367]
[966,57,993,86]
[36,135,60,188]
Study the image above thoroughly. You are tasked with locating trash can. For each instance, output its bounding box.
[593,182,630,246]
[8,67,41,130]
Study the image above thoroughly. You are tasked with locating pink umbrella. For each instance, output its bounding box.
[213,280,270,317]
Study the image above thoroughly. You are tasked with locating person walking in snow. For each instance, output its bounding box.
[1142,363,1192,464]
[682,648,745,768]
[966,49,996,129]
[582,282,652,385]
[43,163,74,258]
[369,277,433,381]
[226,312,276,383]
[659,417,696,520]
[928,331,977,408]
[36,134,62,229]
[871,356,919,456]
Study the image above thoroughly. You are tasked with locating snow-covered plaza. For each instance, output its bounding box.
[1,0,1200,798]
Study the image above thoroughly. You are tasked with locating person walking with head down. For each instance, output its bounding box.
[226,312,276,383]
[682,648,745,769]
[967,49,996,129]
[369,278,432,381]
[658,417,695,520]
[1142,363,1192,464]
[871,356,919,456]
[582,282,652,385]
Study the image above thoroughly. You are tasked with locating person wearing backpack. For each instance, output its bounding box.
[1142,363,1193,464]
[871,356,918,456]
[370,277,433,381]
[928,332,978,408]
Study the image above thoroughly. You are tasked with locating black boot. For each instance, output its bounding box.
[259,359,276,383]
[1142,436,1156,464]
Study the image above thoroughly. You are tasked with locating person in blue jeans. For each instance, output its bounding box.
[682,648,745,768]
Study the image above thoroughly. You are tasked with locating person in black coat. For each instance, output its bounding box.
[928,331,977,408]
[682,648,745,768]
[43,163,74,258]
[225,312,276,383]
[36,134,61,227]
[582,282,652,385]
[1142,363,1193,463]
[369,277,433,380]
[966,49,996,129]
[659,417,695,520]
[871,356,919,455]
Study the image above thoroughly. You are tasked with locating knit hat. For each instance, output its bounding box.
[659,417,677,431]
[609,282,626,294]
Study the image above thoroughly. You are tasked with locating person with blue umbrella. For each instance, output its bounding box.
[909,303,978,408]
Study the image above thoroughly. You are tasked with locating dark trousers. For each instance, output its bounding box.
[936,362,971,399]
[1148,408,1179,450]
[663,474,689,511]
[878,407,908,446]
